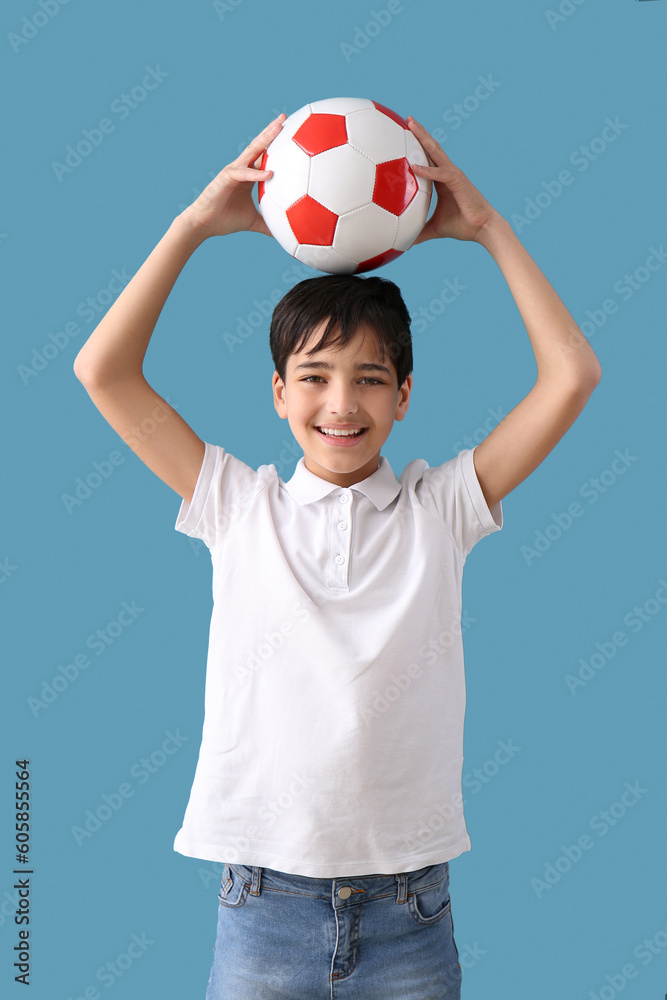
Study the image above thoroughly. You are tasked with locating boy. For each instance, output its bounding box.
[73,112,601,998]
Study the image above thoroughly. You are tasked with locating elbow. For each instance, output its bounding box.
[570,360,601,408]
[72,344,91,382]
[72,355,106,389]
[581,357,602,397]
[72,351,112,387]
[587,357,602,392]
[570,352,602,395]
[73,355,94,385]
[589,353,602,387]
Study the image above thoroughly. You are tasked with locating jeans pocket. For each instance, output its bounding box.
[217,863,251,909]
[408,869,452,926]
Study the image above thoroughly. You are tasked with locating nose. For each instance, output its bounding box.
[326,379,360,416]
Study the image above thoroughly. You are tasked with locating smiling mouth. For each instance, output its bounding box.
[315,427,368,438]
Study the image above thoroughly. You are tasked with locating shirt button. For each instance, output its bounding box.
[337,886,352,899]
[339,495,348,503]
[338,521,347,531]
[335,555,345,565]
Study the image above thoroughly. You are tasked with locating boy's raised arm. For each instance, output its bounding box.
[407,116,602,511]
[73,114,285,504]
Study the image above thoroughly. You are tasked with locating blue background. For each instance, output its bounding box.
[2,0,666,997]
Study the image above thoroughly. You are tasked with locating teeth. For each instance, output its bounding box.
[318,427,364,437]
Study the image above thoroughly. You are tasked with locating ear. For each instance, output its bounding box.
[272,371,288,419]
[394,373,412,422]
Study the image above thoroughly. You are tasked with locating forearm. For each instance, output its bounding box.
[73,211,208,383]
[477,214,602,387]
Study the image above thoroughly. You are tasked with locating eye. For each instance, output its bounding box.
[299,376,384,385]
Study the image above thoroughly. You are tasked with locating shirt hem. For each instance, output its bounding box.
[173,835,472,878]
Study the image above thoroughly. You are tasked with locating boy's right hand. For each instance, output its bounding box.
[180,113,286,239]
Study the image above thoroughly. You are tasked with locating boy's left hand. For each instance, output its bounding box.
[407,116,501,244]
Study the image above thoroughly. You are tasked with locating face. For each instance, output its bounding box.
[272,320,412,488]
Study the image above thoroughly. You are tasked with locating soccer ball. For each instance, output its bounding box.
[258,98,432,274]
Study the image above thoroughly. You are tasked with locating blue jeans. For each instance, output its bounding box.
[205,861,462,999]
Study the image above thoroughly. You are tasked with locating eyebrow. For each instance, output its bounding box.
[293,361,392,375]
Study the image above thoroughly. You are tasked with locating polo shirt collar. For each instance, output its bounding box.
[283,455,401,511]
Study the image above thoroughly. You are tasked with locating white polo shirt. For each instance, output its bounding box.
[173,441,502,878]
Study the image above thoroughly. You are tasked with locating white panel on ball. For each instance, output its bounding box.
[394,188,431,250]
[345,109,407,164]
[295,244,358,275]
[263,104,312,155]
[258,196,299,256]
[309,97,374,115]
[308,146,376,215]
[334,204,398,261]
[261,142,311,210]
[405,131,432,193]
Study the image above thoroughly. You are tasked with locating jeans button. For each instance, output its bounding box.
[337,886,352,899]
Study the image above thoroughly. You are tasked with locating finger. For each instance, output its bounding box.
[406,116,455,164]
[411,163,441,176]
[225,165,273,184]
[235,114,287,167]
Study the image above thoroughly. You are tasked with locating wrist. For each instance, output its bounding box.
[475,211,514,254]
[172,208,215,250]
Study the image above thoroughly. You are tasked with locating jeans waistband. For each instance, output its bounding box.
[227,861,449,906]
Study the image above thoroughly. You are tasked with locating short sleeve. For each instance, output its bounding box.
[174,442,263,551]
[413,446,503,556]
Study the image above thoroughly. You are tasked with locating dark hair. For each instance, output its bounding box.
[269,274,413,388]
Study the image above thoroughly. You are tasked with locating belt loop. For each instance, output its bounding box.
[396,871,408,904]
[250,867,262,896]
